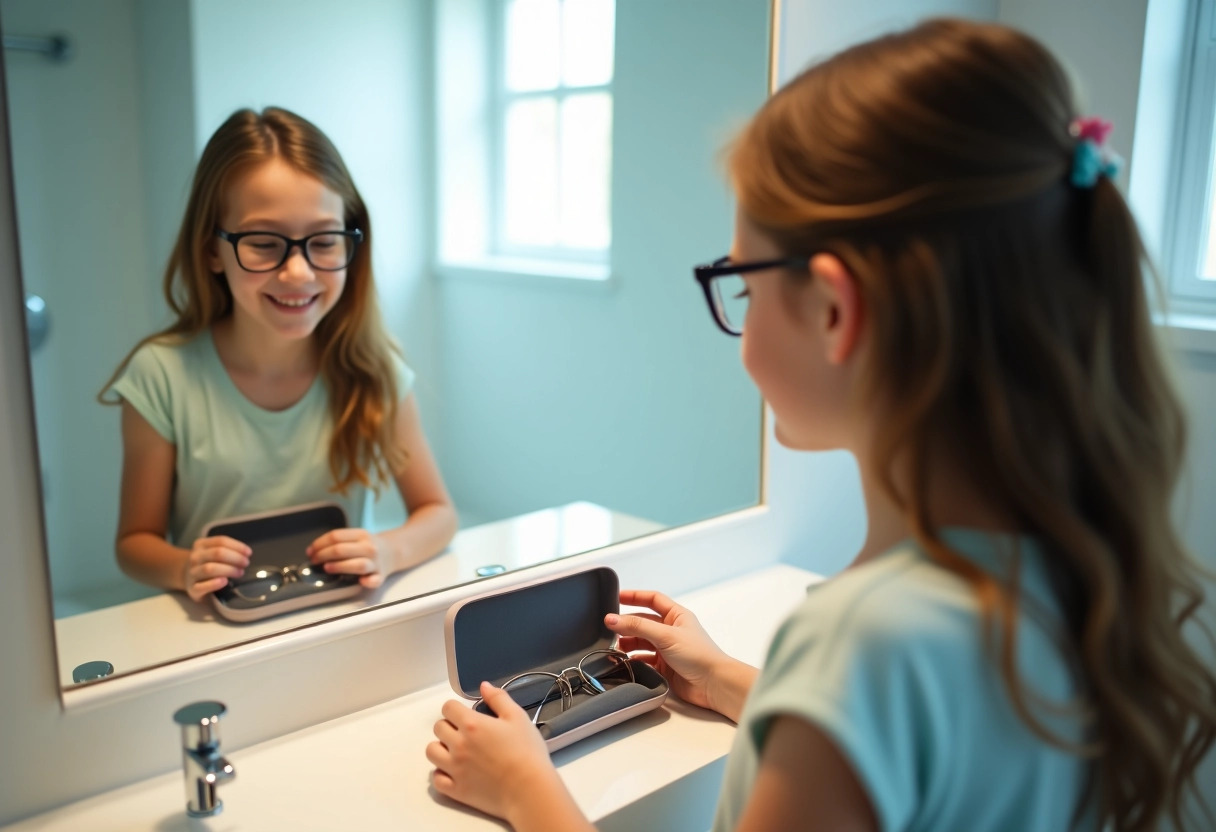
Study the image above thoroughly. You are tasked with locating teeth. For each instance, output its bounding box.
[272,296,313,307]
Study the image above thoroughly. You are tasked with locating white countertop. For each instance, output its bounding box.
[15,563,822,832]
[56,502,664,686]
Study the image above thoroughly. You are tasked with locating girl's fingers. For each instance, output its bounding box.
[359,573,385,589]
[441,699,473,727]
[627,651,660,668]
[433,719,458,745]
[606,612,671,647]
[311,541,374,563]
[615,635,656,654]
[322,557,376,576]
[425,740,452,770]
[479,681,527,721]
[195,561,245,580]
[619,589,679,617]
[307,528,370,555]
[197,547,250,568]
[188,576,228,601]
[199,536,251,555]
[430,769,455,795]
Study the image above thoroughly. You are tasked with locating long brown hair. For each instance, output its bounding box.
[730,19,1216,831]
[103,107,405,493]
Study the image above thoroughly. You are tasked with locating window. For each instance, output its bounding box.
[494,0,615,263]
[1170,0,1216,302]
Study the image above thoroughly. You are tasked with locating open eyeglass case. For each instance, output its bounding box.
[444,566,669,753]
[204,501,363,623]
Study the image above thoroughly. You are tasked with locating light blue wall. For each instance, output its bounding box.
[434,0,769,529]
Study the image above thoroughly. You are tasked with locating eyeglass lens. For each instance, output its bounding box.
[235,233,355,272]
[575,648,635,693]
[709,274,748,334]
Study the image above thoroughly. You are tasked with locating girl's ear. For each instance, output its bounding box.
[809,253,863,365]
[207,235,224,274]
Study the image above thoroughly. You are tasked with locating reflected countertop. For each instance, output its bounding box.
[55,501,665,688]
[14,564,821,832]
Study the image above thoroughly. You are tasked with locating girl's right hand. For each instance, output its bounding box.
[183,536,251,602]
[605,589,744,716]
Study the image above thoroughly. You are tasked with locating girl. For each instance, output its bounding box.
[426,19,1216,832]
[104,107,457,603]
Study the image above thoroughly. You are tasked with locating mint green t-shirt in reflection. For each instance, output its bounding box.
[713,529,1096,832]
[109,329,415,548]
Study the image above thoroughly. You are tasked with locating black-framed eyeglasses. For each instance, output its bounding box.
[474,648,636,726]
[693,255,807,336]
[215,228,364,273]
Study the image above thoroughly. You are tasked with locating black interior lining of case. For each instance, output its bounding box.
[210,504,357,611]
[453,569,618,695]
[537,682,654,740]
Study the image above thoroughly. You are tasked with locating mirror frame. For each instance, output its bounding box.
[0,0,791,821]
[11,0,776,693]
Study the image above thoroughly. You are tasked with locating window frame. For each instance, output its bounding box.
[488,0,615,266]
[1167,0,1216,303]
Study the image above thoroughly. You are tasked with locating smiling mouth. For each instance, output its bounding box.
[266,294,318,310]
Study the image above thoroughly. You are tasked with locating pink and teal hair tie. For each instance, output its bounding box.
[1070,116,1122,188]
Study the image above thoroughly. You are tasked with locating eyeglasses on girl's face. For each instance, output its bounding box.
[693,255,808,336]
[215,228,364,273]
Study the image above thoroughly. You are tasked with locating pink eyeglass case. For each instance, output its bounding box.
[202,501,363,623]
[444,566,670,753]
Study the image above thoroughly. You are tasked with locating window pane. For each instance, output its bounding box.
[505,97,559,247]
[1203,157,1216,278]
[562,0,615,87]
[506,0,560,92]
[559,93,612,249]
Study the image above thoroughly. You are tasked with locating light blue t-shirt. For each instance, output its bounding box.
[713,529,1095,832]
[109,329,414,547]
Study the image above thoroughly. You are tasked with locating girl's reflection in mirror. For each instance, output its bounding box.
[101,107,458,604]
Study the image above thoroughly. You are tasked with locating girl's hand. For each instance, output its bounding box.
[307,528,394,589]
[426,682,566,824]
[183,536,251,602]
[607,589,753,719]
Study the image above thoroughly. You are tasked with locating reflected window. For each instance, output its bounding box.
[497,0,614,260]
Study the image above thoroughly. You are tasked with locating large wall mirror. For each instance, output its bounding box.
[1,0,769,690]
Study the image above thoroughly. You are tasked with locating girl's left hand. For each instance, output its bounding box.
[426,681,562,823]
[307,528,393,589]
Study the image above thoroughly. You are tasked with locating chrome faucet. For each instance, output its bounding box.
[172,700,236,817]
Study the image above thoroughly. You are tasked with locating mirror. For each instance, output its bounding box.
[1,0,770,688]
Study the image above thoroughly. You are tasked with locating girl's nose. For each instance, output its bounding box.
[278,247,315,283]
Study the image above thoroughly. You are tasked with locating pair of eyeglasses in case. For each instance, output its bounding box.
[473,648,636,725]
